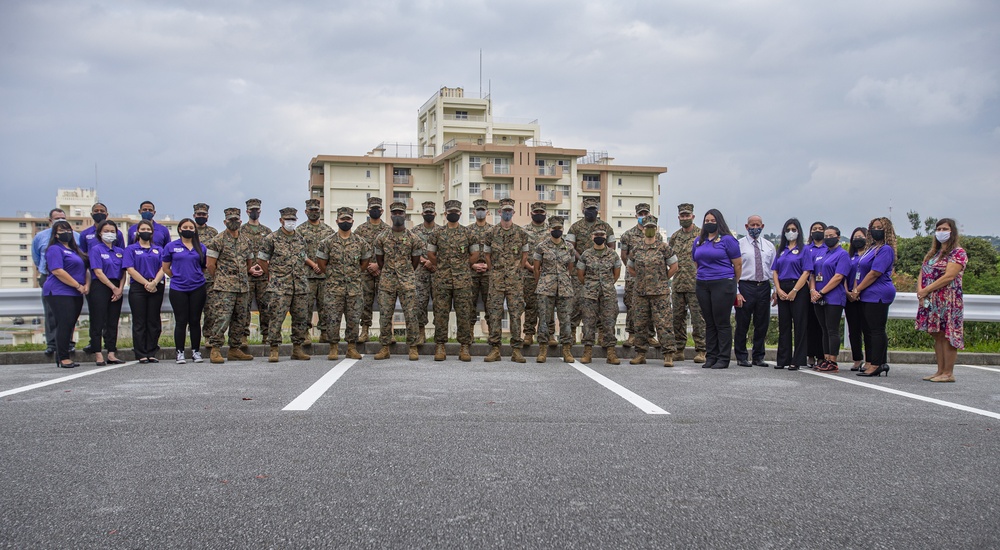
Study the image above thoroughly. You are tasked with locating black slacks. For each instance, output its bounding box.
[814,303,844,358]
[807,298,823,359]
[129,283,164,358]
[695,278,736,367]
[44,295,83,362]
[776,279,809,367]
[844,300,865,361]
[734,280,771,362]
[38,274,58,351]
[861,301,891,366]
[87,279,123,352]
[169,285,207,351]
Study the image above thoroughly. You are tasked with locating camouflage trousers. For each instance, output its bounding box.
[672,290,706,353]
[522,272,554,337]
[321,283,361,345]
[538,294,573,345]
[245,276,271,342]
[582,289,618,348]
[635,293,676,354]
[570,278,585,331]
[360,272,379,328]
[487,286,524,348]
[267,291,310,346]
[306,277,332,336]
[414,267,433,330]
[433,286,473,345]
[201,279,215,346]
[378,288,419,346]
[469,274,490,330]
[624,279,636,334]
[206,290,249,348]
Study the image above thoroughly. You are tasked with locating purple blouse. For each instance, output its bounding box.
[691,234,740,280]
[814,246,851,307]
[42,245,87,296]
[771,245,814,281]
[89,242,125,280]
[124,243,164,282]
[162,239,207,292]
[856,245,896,304]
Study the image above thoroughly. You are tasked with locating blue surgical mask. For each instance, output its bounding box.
[747,227,762,239]
[637,216,645,226]
[501,211,513,222]
[140,211,154,220]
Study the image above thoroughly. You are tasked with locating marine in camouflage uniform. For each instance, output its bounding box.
[240,198,272,347]
[316,207,370,358]
[427,200,479,360]
[194,203,220,347]
[411,201,440,342]
[522,202,554,345]
[258,207,311,360]
[373,201,424,356]
[354,197,389,340]
[619,203,662,346]
[577,230,622,350]
[534,216,576,361]
[297,198,336,343]
[628,215,680,366]
[204,207,254,362]
[483,198,530,361]
[467,199,493,335]
[669,203,707,362]
[566,197,616,337]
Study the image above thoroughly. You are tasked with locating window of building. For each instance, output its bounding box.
[19,244,27,250]
[583,174,601,190]
[20,267,28,272]
[494,157,510,166]
[393,191,410,200]
[19,222,26,228]
[618,221,622,228]
[557,209,570,218]
[454,110,468,120]
[20,255,28,261]
[20,278,29,284]
[618,199,622,207]
[494,184,512,200]
[366,170,371,178]
[618,178,623,186]
[469,181,482,195]
[393,168,411,185]
[20,234,26,240]
[469,157,481,170]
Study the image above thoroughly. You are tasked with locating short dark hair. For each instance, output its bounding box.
[48,208,65,220]
[139,201,155,210]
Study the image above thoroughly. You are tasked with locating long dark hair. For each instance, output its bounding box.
[923,218,960,264]
[94,220,119,249]
[177,217,206,266]
[696,208,732,246]
[48,220,87,263]
[848,227,867,257]
[776,218,804,258]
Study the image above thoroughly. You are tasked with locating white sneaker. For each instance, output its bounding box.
[192,350,204,363]
[176,350,187,364]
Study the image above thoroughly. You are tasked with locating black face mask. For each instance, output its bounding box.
[824,237,840,248]
[391,215,406,227]
[531,213,546,224]
[811,231,825,242]
[446,213,461,223]
[550,229,563,239]
[91,213,107,223]
[336,221,352,232]
[137,232,153,242]
[870,229,885,241]
[422,214,436,224]
[703,222,718,234]
[369,208,382,220]
[584,210,597,222]
[593,236,606,246]
[851,238,867,250]
[248,211,260,221]
[180,229,196,239]
[195,216,208,226]
[57,232,73,244]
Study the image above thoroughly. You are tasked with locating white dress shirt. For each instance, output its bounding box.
[738,235,776,283]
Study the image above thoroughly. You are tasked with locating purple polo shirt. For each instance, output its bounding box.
[857,245,896,304]
[771,245,814,280]
[89,242,125,280]
[692,235,740,280]
[80,226,126,253]
[128,222,172,248]
[814,246,851,307]
[847,253,861,291]
[123,243,164,281]
[806,242,825,262]
[42,245,87,296]
[162,239,207,292]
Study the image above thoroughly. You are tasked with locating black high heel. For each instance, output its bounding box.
[857,364,889,377]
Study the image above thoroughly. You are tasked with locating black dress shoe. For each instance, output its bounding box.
[702,360,716,369]
[711,362,730,369]
[45,348,55,356]
[57,361,79,368]
[774,364,785,369]
[736,359,752,367]
[753,360,770,367]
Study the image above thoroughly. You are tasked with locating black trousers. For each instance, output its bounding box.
[814,303,844,358]
[776,279,809,367]
[38,274,58,350]
[44,295,83,362]
[734,280,771,362]
[844,300,865,361]
[169,285,207,351]
[695,278,736,366]
[87,279,123,352]
[807,297,823,359]
[129,283,164,358]
[861,301,891,366]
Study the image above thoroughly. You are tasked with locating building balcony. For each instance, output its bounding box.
[310,172,324,190]
[536,190,564,204]
[481,163,513,178]
[389,197,415,210]
[536,165,563,179]
[481,188,512,202]
[581,180,602,193]
[392,174,413,186]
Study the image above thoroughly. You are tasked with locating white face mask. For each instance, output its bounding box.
[283,220,296,231]
[935,230,951,243]
[101,232,117,244]
[785,230,798,241]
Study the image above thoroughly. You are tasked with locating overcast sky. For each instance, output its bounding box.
[2,0,998,236]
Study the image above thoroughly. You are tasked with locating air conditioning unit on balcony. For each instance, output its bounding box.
[477,138,484,145]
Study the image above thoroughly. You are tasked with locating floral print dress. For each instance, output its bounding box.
[915,247,967,349]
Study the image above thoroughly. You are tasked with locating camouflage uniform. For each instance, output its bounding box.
[467,199,493,333]
[566,198,616,332]
[240,199,272,342]
[428,201,478,346]
[374,213,423,346]
[205,210,252,349]
[669,203,706,354]
[578,246,622,348]
[534,217,575,345]
[619,203,661,337]
[629,216,679,354]
[522,203,554,339]
[297,199,336,339]
[354,198,389,332]
[412,201,439,334]
[484,210,529,348]
[259,208,310,346]
[194,203,219,343]
[316,208,369,346]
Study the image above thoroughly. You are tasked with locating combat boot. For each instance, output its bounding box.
[606,347,620,365]
[434,344,447,361]
[228,347,253,361]
[562,344,574,363]
[630,353,647,365]
[548,335,558,346]
[673,350,686,361]
[268,345,279,363]
[374,345,391,360]
[291,345,311,360]
[459,345,471,362]
[327,344,339,360]
[359,326,370,342]
[523,334,534,347]
[580,345,593,364]
[484,346,501,362]
[511,348,526,363]
[536,346,547,363]
[408,346,419,361]
[210,347,225,364]
[624,334,635,348]
[693,351,707,363]
[663,355,674,368]
[346,342,362,359]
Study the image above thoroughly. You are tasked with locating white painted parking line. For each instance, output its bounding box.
[956,364,1000,373]
[800,370,1000,420]
[571,362,669,415]
[282,358,360,411]
[0,361,138,398]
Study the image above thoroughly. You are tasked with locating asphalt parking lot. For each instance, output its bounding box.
[2,348,998,549]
